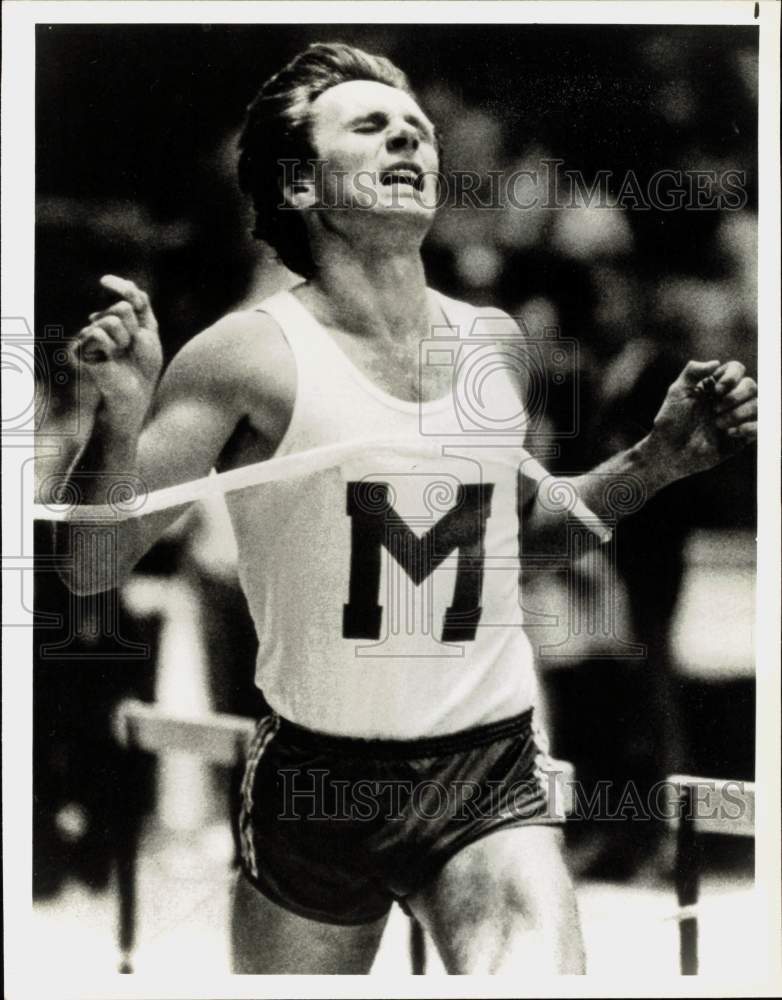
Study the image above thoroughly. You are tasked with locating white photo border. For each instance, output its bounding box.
[3,2,779,998]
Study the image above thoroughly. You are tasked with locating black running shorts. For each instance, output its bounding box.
[238,707,564,925]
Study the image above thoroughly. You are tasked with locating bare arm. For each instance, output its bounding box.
[54,276,285,594]
[521,357,758,550]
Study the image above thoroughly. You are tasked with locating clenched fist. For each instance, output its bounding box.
[73,275,163,432]
[649,359,758,480]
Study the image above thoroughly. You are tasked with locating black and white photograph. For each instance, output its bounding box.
[3,1,780,996]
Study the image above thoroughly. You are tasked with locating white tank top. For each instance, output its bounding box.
[224,287,538,738]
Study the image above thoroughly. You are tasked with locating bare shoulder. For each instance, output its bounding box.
[157,307,295,408]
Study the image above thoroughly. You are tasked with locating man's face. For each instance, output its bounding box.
[306,80,440,223]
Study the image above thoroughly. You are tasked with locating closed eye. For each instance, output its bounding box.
[352,113,386,133]
[350,112,435,144]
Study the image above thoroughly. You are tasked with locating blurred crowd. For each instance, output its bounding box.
[33,24,757,897]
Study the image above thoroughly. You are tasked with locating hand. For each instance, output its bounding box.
[648,359,757,480]
[73,275,163,432]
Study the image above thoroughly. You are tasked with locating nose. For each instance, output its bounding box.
[386,122,419,153]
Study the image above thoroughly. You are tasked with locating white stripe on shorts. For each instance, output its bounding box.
[239,713,280,880]
[531,715,566,822]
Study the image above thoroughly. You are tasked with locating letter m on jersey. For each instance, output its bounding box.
[343,481,494,643]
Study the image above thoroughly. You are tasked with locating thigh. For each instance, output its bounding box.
[407,825,585,974]
[230,873,388,974]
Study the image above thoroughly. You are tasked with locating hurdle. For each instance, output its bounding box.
[665,774,755,975]
[112,699,255,973]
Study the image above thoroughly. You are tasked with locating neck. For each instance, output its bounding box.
[306,233,432,341]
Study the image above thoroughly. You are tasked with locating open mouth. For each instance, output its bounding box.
[379,167,425,192]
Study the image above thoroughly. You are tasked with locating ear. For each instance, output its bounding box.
[282,178,318,210]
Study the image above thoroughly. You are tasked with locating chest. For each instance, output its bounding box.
[328,327,455,404]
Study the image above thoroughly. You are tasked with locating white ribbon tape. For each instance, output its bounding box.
[32,437,612,541]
